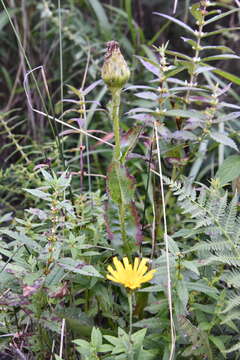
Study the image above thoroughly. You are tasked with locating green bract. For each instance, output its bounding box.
[101,41,130,90]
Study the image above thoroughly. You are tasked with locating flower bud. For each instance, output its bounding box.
[101,41,130,90]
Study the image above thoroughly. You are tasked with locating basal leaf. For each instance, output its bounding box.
[107,161,135,205]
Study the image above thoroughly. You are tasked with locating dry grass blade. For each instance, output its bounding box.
[154,121,176,360]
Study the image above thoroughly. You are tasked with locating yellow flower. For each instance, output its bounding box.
[106,257,156,290]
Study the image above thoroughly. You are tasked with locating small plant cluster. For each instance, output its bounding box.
[1,0,240,359]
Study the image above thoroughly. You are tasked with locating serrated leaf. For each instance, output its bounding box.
[172,130,197,141]
[186,281,219,299]
[165,109,205,119]
[210,132,238,151]
[176,280,189,311]
[24,188,51,200]
[215,155,240,186]
[91,327,102,349]
[183,261,199,275]
[58,258,103,278]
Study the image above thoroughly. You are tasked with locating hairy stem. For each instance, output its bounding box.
[111,88,121,160]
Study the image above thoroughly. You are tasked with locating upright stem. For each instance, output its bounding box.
[128,291,133,337]
[127,291,134,360]
[111,88,121,160]
[110,87,130,253]
[185,2,207,103]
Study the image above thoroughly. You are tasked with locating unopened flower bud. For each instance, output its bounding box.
[101,41,130,90]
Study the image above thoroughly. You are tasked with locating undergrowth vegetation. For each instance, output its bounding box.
[0,0,240,359]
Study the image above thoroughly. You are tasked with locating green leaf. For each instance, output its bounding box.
[190,3,204,22]
[165,109,205,119]
[55,355,63,360]
[0,212,12,223]
[202,27,240,38]
[107,160,135,205]
[212,68,240,86]
[0,229,42,251]
[182,260,199,275]
[224,342,240,354]
[120,126,142,163]
[166,50,192,61]
[215,155,240,186]
[133,317,160,329]
[202,54,240,61]
[209,335,226,355]
[204,8,240,26]
[59,258,103,278]
[91,327,102,349]
[0,9,18,31]
[87,0,111,39]
[67,84,81,97]
[210,132,238,152]
[24,188,51,201]
[154,12,195,35]
[40,169,53,182]
[186,281,218,299]
[201,45,234,53]
[176,280,189,311]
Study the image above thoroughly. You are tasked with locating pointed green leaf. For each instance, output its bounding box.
[87,0,111,39]
[212,68,240,86]
[204,8,240,26]
[154,12,195,35]
[210,132,238,151]
[203,54,240,61]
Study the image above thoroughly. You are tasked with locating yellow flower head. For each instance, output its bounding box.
[106,257,156,290]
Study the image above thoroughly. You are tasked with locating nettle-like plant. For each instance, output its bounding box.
[128,1,240,182]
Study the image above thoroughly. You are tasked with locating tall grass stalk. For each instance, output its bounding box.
[154,121,176,359]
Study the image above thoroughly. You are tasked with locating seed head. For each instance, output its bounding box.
[101,41,130,90]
